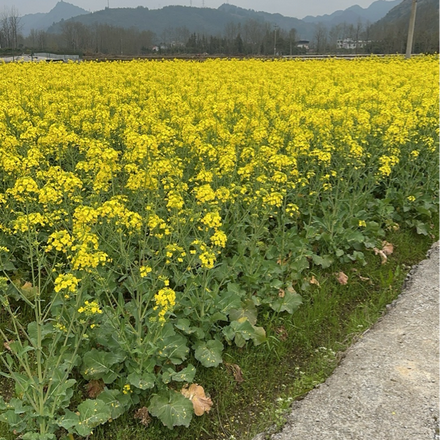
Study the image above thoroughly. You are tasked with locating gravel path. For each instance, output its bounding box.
[255,241,439,440]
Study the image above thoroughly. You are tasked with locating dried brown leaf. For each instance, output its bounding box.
[86,379,105,398]
[336,272,348,285]
[134,407,151,427]
[382,241,394,256]
[275,325,288,341]
[3,341,12,351]
[278,289,285,298]
[359,276,370,282]
[310,276,320,286]
[181,384,213,416]
[225,363,244,383]
[374,248,388,264]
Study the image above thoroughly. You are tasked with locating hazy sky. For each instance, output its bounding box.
[0,0,392,19]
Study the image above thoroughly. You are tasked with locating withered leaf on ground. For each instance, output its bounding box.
[310,275,320,286]
[225,363,244,383]
[382,241,394,256]
[373,248,388,264]
[85,379,105,398]
[134,407,151,427]
[275,325,288,341]
[181,384,213,416]
[374,241,394,264]
[336,271,348,285]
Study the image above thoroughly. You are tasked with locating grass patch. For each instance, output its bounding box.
[1,224,431,440]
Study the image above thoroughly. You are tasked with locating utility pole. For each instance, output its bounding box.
[405,0,417,59]
[274,25,278,56]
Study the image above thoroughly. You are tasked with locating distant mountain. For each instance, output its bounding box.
[303,0,401,26]
[20,1,88,36]
[368,0,439,53]
[216,4,313,39]
[373,0,438,23]
[47,4,317,40]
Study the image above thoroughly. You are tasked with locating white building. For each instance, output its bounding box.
[336,39,368,50]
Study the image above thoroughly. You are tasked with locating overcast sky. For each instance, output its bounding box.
[0,0,393,19]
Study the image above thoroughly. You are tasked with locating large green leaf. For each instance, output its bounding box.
[223,320,254,348]
[149,391,193,429]
[270,287,303,314]
[127,371,156,390]
[162,364,196,384]
[174,318,196,334]
[76,399,111,436]
[57,409,79,431]
[223,318,266,347]
[97,389,130,420]
[228,299,258,325]
[82,349,125,383]
[193,339,223,367]
[27,322,54,347]
[22,433,56,440]
[312,254,334,269]
[157,335,189,365]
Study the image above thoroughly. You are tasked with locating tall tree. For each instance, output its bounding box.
[0,6,21,50]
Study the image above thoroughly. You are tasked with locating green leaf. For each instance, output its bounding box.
[174,318,195,334]
[335,249,344,257]
[193,339,223,367]
[224,320,256,348]
[97,389,129,420]
[345,230,365,244]
[270,287,302,314]
[0,410,22,429]
[162,364,197,384]
[209,312,228,323]
[57,409,79,431]
[226,282,246,296]
[170,364,196,382]
[270,279,284,289]
[215,290,243,314]
[312,254,333,269]
[82,349,125,383]
[0,260,17,271]
[228,299,258,325]
[11,372,31,395]
[127,371,155,390]
[27,322,54,347]
[251,326,267,346]
[8,342,34,358]
[22,433,56,440]
[50,378,76,406]
[149,391,193,429]
[415,221,428,235]
[289,256,309,279]
[157,334,189,365]
[76,399,111,436]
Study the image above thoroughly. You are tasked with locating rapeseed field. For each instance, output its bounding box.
[0,56,438,438]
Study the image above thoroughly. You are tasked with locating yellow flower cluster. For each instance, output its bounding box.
[153,287,176,323]
[54,273,81,295]
[78,300,103,316]
[139,265,152,278]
